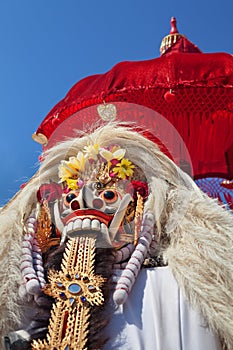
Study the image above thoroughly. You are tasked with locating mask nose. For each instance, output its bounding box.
[70,199,80,211]
[66,184,106,212]
[92,197,105,210]
[64,190,84,211]
[83,185,106,211]
[81,184,107,211]
[70,196,105,211]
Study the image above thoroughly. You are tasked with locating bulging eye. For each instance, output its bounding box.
[100,190,119,204]
[64,191,78,206]
[66,193,77,203]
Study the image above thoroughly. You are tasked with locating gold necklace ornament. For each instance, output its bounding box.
[32,237,105,350]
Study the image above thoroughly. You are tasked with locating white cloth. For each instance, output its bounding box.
[104,267,221,350]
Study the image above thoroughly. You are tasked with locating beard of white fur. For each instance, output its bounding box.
[0,123,232,349]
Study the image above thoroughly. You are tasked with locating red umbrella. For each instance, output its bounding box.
[33,18,233,183]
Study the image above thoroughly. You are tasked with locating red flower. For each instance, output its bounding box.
[131,180,149,201]
[37,183,63,204]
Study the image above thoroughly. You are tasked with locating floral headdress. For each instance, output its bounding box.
[58,144,135,190]
[37,143,148,205]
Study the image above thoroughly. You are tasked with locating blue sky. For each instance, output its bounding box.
[0,0,233,205]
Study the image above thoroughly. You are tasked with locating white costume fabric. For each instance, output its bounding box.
[104,267,221,350]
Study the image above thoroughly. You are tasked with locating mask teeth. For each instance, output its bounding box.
[113,211,154,305]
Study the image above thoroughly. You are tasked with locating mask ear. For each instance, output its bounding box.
[37,183,63,204]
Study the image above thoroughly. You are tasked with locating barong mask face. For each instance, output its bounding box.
[37,143,148,251]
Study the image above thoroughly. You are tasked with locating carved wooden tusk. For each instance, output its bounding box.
[108,193,133,241]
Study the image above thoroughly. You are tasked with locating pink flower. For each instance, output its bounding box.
[110,159,120,166]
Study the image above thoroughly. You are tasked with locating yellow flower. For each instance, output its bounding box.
[76,151,86,172]
[58,161,78,182]
[83,143,100,160]
[58,152,86,182]
[113,158,135,179]
[66,178,79,190]
[100,147,125,162]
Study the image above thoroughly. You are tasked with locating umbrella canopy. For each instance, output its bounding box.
[33,18,233,182]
